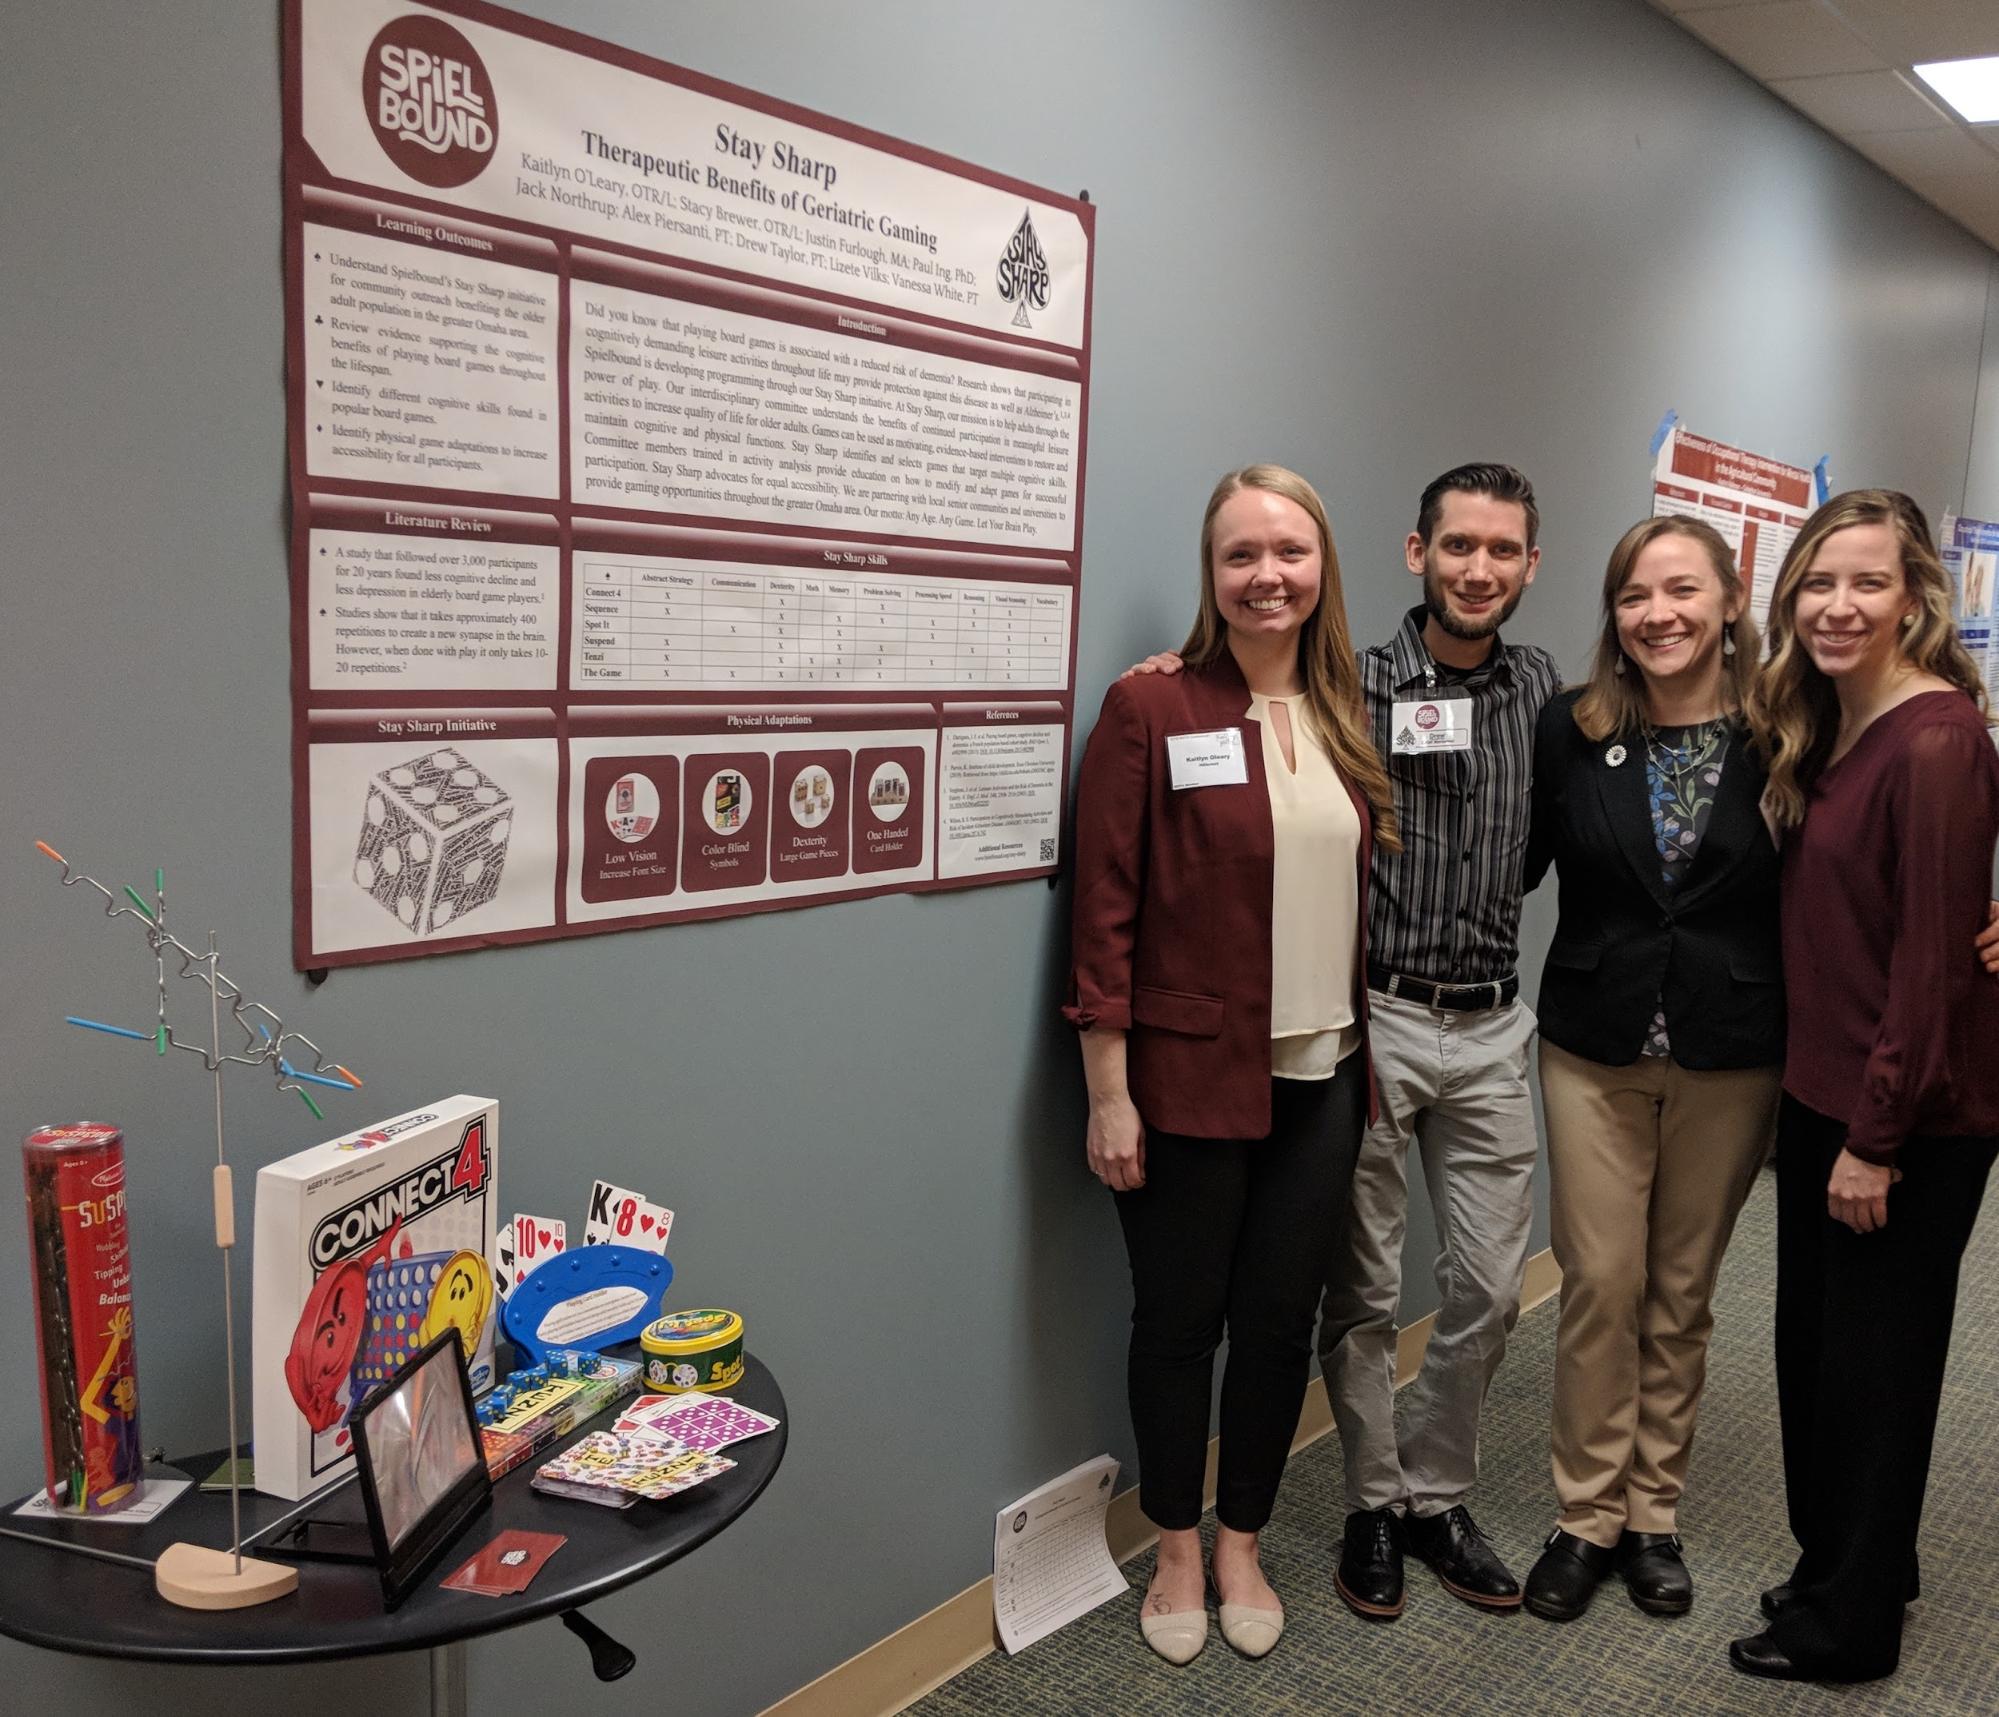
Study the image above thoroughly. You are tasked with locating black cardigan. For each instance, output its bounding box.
[1524,689,1784,1069]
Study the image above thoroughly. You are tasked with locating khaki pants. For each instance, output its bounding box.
[1539,1040,1780,1546]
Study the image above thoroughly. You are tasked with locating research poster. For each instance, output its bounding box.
[1941,511,1999,622]
[1650,425,1814,627]
[285,0,1094,966]
[1942,512,1999,719]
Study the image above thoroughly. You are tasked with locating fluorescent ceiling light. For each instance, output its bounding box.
[1912,57,1999,124]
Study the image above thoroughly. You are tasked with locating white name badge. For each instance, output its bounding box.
[1166,727,1249,789]
[1391,697,1473,754]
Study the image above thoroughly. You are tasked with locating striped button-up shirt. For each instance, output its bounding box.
[1362,606,1563,985]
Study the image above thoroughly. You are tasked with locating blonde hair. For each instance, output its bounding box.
[1180,465,1399,849]
[1573,516,1758,742]
[1748,488,1988,827]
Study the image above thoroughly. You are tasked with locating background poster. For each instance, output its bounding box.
[286,0,1093,967]
[1941,512,1999,719]
[1941,511,1999,621]
[1649,423,1814,628]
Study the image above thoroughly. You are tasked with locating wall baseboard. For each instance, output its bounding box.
[760,1248,1563,1717]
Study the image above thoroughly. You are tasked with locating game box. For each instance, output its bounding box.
[251,1096,499,1500]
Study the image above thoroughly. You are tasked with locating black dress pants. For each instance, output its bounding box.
[1115,1063,1364,1533]
[1771,1095,1998,1675]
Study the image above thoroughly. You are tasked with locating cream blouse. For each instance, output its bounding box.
[1247,692,1362,1079]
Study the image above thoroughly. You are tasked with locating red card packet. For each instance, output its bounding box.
[441,1529,566,1595]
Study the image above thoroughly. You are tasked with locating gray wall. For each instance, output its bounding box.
[3,3,1994,1712]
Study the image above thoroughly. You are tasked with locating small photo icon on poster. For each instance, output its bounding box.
[605,773,660,844]
[790,765,836,829]
[868,762,910,812]
[702,771,750,835]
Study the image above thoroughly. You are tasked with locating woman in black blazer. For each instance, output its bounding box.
[1519,516,1783,1625]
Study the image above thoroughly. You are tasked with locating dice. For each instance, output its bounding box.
[352,747,513,935]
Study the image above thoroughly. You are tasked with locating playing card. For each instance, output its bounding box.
[441,1530,567,1595]
[510,1214,566,1284]
[489,1219,516,1303]
[528,1475,636,1508]
[584,1180,648,1247]
[535,1429,735,1501]
[615,1393,779,1451]
[485,1530,564,1592]
[636,1198,673,1252]
[441,1538,511,1594]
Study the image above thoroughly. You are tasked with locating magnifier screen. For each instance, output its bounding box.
[364,1344,481,1549]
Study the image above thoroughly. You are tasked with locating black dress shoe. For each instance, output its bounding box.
[1524,1529,1614,1621]
[1729,1630,1802,1678]
[1728,1629,1894,1684]
[1761,1566,1919,1622]
[1616,1531,1692,1615]
[1403,1504,1521,1610]
[1335,1508,1404,1621]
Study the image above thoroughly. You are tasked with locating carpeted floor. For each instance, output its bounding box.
[912,1170,1999,1715]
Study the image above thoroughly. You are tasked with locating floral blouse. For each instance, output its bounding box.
[1642,719,1729,1057]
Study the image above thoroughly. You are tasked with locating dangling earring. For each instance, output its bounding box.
[1723,631,1736,659]
[1613,655,1625,676]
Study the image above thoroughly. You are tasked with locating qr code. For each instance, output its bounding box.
[1039,838,1057,863]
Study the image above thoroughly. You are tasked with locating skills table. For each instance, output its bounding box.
[0,1353,787,1716]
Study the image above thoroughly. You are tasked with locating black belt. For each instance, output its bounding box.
[1367,963,1518,1012]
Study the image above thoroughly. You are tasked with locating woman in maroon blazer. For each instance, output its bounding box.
[1065,465,1396,1665]
[1730,490,1999,1684]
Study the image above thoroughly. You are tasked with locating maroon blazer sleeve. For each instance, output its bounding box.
[1846,719,1999,1164]
[1063,680,1149,1032]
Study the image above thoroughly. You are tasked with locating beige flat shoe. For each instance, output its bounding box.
[1139,1604,1209,1665]
[1218,1600,1284,1658]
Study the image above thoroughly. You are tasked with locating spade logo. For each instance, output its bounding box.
[995,208,1052,329]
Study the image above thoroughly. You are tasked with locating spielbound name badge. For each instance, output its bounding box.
[1391,698,1472,754]
[1165,727,1249,789]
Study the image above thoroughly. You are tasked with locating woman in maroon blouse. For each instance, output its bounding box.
[1733,490,1999,1683]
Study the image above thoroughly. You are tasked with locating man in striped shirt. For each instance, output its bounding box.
[1121,463,1560,1623]
[1323,464,1560,1626]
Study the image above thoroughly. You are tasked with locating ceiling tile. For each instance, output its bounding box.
[1911,188,1999,253]
[1921,170,1999,235]
[1680,3,1883,79]
[1827,1,1999,67]
[1768,68,1956,130]
[1847,125,1999,180]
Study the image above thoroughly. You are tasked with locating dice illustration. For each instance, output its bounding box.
[353,748,513,935]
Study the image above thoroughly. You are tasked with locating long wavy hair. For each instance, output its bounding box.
[1748,488,1988,828]
[1572,515,1758,742]
[1180,464,1399,849]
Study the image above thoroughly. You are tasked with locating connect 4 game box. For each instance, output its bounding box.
[252,1095,500,1500]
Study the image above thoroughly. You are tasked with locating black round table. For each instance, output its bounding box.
[0,1354,786,1712]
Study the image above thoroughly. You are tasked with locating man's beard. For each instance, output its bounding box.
[1423,561,1524,641]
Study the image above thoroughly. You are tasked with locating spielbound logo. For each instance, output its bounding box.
[363,15,498,189]
[995,208,1051,329]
